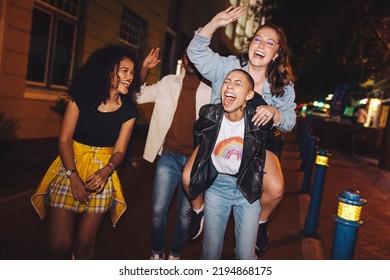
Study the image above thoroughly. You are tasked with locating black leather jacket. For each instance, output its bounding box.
[189,104,272,204]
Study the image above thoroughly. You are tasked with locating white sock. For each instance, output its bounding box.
[194,204,204,214]
[259,219,268,225]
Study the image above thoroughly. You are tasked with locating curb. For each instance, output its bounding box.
[0,190,34,218]
[299,194,326,259]
[283,132,326,260]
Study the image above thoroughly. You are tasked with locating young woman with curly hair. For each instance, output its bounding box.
[31,44,140,259]
[185,6,296,255]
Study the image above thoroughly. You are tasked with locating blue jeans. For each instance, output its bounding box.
[151,150,191,257]
[202,174,261,260]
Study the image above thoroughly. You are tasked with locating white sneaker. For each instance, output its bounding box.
[150,253,165,260]
[168,255,180,260]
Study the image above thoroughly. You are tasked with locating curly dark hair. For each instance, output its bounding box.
[68,44,140,108]
[238,22,295,98]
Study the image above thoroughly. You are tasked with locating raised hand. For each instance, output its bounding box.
[200,6,245,36]
[212,6,245,28]
[140,47,160,83]
[143,48,160,70]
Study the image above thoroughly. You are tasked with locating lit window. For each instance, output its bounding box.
[26,0,79,89]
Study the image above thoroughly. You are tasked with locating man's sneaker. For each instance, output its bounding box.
[255,221,269,252]
[150,253,165,260]
[188,209,204,239]
[168,254,180,260]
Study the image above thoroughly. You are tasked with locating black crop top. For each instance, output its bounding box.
[73,101,138,147]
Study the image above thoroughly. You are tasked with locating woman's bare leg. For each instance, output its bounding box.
[48,207,75,259]
[73,212,105,259]
[260,150,284,220]
[256,150,284,251]
[182,146,204,239]
[182,146,204,209]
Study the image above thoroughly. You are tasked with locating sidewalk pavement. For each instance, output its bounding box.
[1,127,389,260]
[279,130,390,260]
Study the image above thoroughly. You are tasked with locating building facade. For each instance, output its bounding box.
[0,0,259,140]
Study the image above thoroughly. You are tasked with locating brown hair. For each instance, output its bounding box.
[238,22,295,97]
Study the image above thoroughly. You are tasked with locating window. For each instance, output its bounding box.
[119,7,146,54]
[161,29,176,76]
[41,0,79,17]
[26,0,79,89]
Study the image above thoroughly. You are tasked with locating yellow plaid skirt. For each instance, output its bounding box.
[31,141,126,227]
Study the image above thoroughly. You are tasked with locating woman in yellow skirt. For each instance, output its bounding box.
[31,44,140,259]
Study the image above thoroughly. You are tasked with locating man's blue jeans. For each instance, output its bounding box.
[202,173,261,260]
[151,150,191,257]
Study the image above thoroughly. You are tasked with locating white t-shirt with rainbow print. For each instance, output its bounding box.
[211,115,244,175]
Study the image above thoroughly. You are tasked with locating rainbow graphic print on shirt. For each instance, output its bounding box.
[214,136,244,160]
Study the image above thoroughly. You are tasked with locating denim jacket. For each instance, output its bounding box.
[187,29,296,133]
[189,104,272,204]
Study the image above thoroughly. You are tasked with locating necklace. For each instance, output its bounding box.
[99,100,121,112]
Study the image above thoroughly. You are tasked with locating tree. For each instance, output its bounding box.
[260,0,390,103]
[261,0,390,169]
